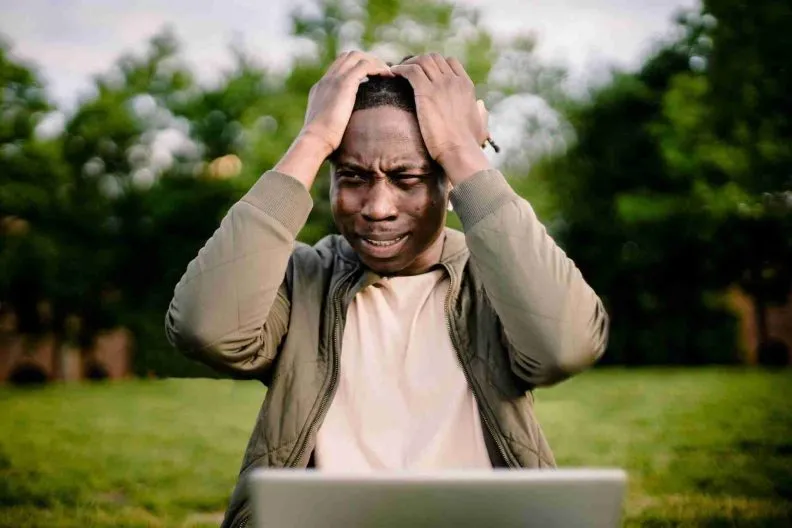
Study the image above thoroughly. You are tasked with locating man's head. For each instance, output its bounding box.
[330,75,448,275]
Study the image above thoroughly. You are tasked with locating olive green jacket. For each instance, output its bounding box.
[165,168,609,528]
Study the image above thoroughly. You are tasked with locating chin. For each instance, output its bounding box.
[359,254,408,275]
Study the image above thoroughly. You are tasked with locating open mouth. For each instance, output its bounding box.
[361,235,406,247]
[359,234,409,257]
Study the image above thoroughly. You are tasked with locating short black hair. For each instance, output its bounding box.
[353,75,416,114]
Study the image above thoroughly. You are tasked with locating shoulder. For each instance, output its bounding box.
[290,234,355,273]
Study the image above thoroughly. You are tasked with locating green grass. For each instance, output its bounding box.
[1,368,790,527]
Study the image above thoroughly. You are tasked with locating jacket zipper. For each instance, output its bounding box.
[288,269,355,468]
[237,271,354,527]
[443,265,516,468]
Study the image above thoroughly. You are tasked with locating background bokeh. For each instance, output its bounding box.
[1,0,790,526]
[2,0,790,376]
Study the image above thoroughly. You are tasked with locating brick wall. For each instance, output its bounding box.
[729,287,792,365]
[0,321,132,384]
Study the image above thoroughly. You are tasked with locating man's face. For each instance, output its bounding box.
[331,106,448,275]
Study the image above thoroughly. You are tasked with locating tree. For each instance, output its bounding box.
[701,0,792,358]
[651,5,792,360]
[532,4,792,365]
[528,17,744,365]
[0,40,69,336]
[0,30,232,377]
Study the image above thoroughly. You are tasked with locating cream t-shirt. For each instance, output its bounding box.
[315,269,491,471]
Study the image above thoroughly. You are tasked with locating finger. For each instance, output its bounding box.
[327,51,353,75]
[336,50,368,72]
[346,58,394,83]
[401,54,442,81]
[428,52,452,75]
[369,56,395,77]
[446,57,467,78]
[390,63,432,92]
[339,52,393,78]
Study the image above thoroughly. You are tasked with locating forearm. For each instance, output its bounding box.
[450,170,608,386]
[165,171,312,372]
[273,131,333,190]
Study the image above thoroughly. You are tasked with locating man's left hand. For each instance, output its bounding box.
[391,54,491,184]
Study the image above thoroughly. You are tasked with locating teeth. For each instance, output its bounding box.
[365,236,404,247]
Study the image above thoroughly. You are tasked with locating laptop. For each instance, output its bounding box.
[248,468,627,527]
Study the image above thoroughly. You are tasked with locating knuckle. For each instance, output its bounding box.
[341,70,362,83]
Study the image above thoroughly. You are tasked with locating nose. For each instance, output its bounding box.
[361,180,398,221]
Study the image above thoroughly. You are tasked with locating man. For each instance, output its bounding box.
[166,52,608,528]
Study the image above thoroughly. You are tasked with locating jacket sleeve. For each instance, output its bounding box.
[165,171,313,378]
[450,169,609,387]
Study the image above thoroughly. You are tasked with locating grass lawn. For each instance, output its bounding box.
[1,368,791,527]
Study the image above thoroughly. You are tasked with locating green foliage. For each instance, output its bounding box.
[531,53,738,364]
[656,5,792,344]
[0,45,69,335]
[532,4,792,365]
[1,370,791,526]
[703,0,792,195]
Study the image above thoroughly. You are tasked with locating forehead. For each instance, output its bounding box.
[335,106,430,168]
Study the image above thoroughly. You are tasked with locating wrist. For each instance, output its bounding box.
[297,127,336,160]
[436,140,491,186]
[273,131,333,190]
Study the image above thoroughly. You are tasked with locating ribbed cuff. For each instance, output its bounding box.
[449,169,517,230]
[241,171,314,237]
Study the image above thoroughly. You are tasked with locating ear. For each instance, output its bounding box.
[444,174,454,211]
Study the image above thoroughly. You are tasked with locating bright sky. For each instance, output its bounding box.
[2,0,698,109]
[0,0,699,167]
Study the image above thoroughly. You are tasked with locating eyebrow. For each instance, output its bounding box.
[334,161,433,174]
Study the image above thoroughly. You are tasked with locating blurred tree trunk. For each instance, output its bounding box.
[754,293,769,353]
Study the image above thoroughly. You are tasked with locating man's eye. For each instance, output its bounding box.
[338,173,365,183]
[392,175,424,187]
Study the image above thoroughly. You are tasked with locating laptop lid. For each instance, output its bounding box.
[249,468,627,528]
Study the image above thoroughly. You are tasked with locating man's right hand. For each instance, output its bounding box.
[275,51,392,189]
[303,51,393,155]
